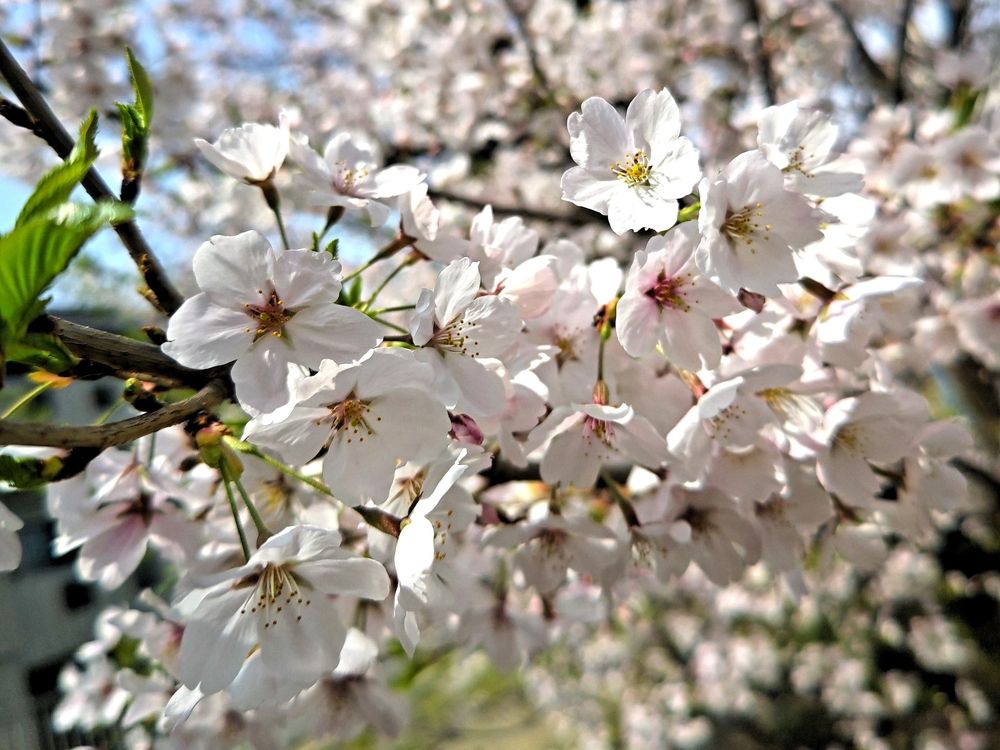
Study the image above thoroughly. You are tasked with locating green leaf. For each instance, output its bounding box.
[124,47,154,130]
[0,453,51,490]
[0,201,134,358]
[15,109,99,227]
[116,48,154,181]
[6,333,76,372]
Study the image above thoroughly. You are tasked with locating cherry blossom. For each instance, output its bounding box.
[696,150,825,296]
[175,524,390,695]
[561,88,701,234]
[616,224,739,369]
[194,113,290,184]
[243,349,451,505]
[162,231,382,413]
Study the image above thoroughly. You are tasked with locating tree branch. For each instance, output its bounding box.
[825,1,894,99]
[893,0,917,104]
[0,380,225,449]
[743,0,777,106]
[0,39,184,316]
[501,0,559,106]
[429,188,597,226]
[46,316,228,390]
[946,0,973,49]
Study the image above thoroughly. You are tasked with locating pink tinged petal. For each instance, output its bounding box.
[301,556,391,600]
[817,445,879,506]
[568,97,628,173]
[192,231,275,301]
[77,516,149,589]
[395,516,435,609]
[163,294,251,368]
[616,415,667,469]
[286,303,381,368]
[243,406,332,466]
[435,257,482,326]
[413,348,462,409]
[412,452,471,518]
[273,249,342,307]
[560,167,619,213]
[372,390,451,463]
[409,288,435,346]
[263,524,343,561]
[499,256,558,319]
[231,342,295,413]
[393,591,421,655]
[323,431,401,504]
[615,291,661,357]
[541,427,600,488]
[178,591,258,694]
[626,88,682,158]
[648,137,701,197]
[195,137,257,181]
[607,186,677,235]
[658,308,723,371]
[356,348,435,397]
[259,594,347,682]
[371,165,424,198]
[226,651,312,710]
[365,199,392,227]
[444,353,507,417]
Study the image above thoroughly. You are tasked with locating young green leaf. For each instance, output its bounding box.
[15,109,99,227]
[124,46,154,130]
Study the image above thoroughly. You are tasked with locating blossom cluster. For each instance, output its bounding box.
[2,66,992,747]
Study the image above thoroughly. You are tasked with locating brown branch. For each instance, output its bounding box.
[743,0,777,106]
[0,380,225,449]
[46,316,228,390]
[0,39,184,316]
[428,188,597,226]
[500,0,559,106]
[946,0,972,49]
[825,1,894,100]
[893,0,917,104]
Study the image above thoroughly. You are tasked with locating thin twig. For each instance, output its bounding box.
[501,0,559,105]
[429,188,596,226]
[743,0,777,105]
[893,0,917,104]
[0,380,225,448]
[48,316,227,390]
[825,1,894,99]
[0,39,184,315]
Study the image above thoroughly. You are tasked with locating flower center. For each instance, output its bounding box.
[244,286,296,342]
[645,272,691,311]
[611,149,652,187]
[582,414,615,448]
[334,160,371,196]
[235,563,311,630]
[431,320,479,356]
[553,333,579,366]
[321,396,380,444]
[722,203,769,249]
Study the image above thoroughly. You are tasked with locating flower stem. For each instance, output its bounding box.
[677,200,700,224]
[366,304,416,316]
[342,235,413,283]
[1,381,51,419]
[260,181,290,250]
[230,469,272,543]
[368,315,409,335]
[362,255,416,309]
[220,466,251,561]
[225,437,334,497]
